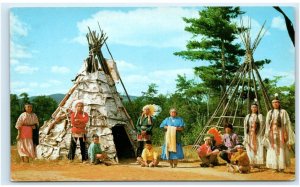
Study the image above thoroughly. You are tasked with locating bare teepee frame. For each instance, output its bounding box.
[192,20,272,150]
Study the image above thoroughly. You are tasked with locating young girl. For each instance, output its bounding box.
[15,103,39,163]
[243,101,265,168]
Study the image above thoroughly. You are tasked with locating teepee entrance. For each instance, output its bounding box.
[192,21,272,149]
[36,26,138,161]
[112,125,136,159]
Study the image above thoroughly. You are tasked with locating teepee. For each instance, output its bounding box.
[192,20,272,149]
[36,27,137,161]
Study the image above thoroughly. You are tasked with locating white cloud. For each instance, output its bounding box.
[13,88,31,94]
[10,14,38,67]
[29,82,39,87]
[152,69,194,84]
[48,80,62,85]
[260,68,294,86]
[10,13,29,37]
[11,81,26,88]
[73,7,198,48]
[120,68,194,95]
[115,60,137,71]
[10,81,31,94]
[10,59,19,65]
[14,65,39,74]
[235,16,271,39]
[10,41,32,59]
[271,16,286,31]
[11,80,66,95]
[40,83,51,88]
[51,66,70,74]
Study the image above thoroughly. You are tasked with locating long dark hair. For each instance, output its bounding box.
[269,104,282,128]
[246,103,260,134]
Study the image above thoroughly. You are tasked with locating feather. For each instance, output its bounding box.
[207,127,223,146]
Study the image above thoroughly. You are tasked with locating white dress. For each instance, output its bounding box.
[243,113,265,165]
[264,109,295,170]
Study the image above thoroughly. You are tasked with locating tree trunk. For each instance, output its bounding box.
[221,40,227,111]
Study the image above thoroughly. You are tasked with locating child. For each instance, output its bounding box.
[197,136,219,167]
[228,145,250,174]
[219,123,239,164]
[88,134,110,166]
[137,140,159,167]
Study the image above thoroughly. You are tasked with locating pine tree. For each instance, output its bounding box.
[174,7,245,98]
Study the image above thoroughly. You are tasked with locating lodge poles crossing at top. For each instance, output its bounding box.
[192,19,272,150]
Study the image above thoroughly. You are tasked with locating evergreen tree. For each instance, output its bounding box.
[174,7,245,98]
[19,92,30,106]
[10,94,21,145]
[31,96,58,125]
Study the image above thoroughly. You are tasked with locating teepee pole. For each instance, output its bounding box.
[253,64,272,111]
[192,63,246,149]
[104,42,132,104]
[97,22,132,104]
[232,70,247,125]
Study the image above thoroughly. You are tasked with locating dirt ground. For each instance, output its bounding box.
[10,146,296,182]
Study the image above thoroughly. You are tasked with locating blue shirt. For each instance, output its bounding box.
[160,117,185,144]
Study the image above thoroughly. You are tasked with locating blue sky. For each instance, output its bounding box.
[10,6,296,97]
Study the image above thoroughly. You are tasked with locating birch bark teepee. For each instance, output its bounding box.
[36,27,137,162]
[192,20,272,149]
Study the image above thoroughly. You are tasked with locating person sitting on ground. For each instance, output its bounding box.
[228,144,250,174]
[219,123,239,164]
[197,136,220,167]
[88,134,111,166]
[137,140,159,167]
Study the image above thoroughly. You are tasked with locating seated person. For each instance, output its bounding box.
[137,140,159,167]
[197,136,219,167]
[219,123,239,164]
[88,134,111,166]
[228,144,250,173]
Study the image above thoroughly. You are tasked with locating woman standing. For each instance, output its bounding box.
[243,101,265,168]
[67,100,89,163]
[15,103,39,163]
[160,108,185,168]
[264,94,295,172]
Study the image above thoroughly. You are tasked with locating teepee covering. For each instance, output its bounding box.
[192,21,272,149]
[36,27,137,161]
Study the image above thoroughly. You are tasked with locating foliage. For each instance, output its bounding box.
[31,96,58,125]
[263,76,295,127]
[174,7,245,98]
[10,93,58,145]
[10,94,21,145]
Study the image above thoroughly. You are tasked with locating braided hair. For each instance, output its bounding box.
[246,103,260,134]
[269,105,282,128]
